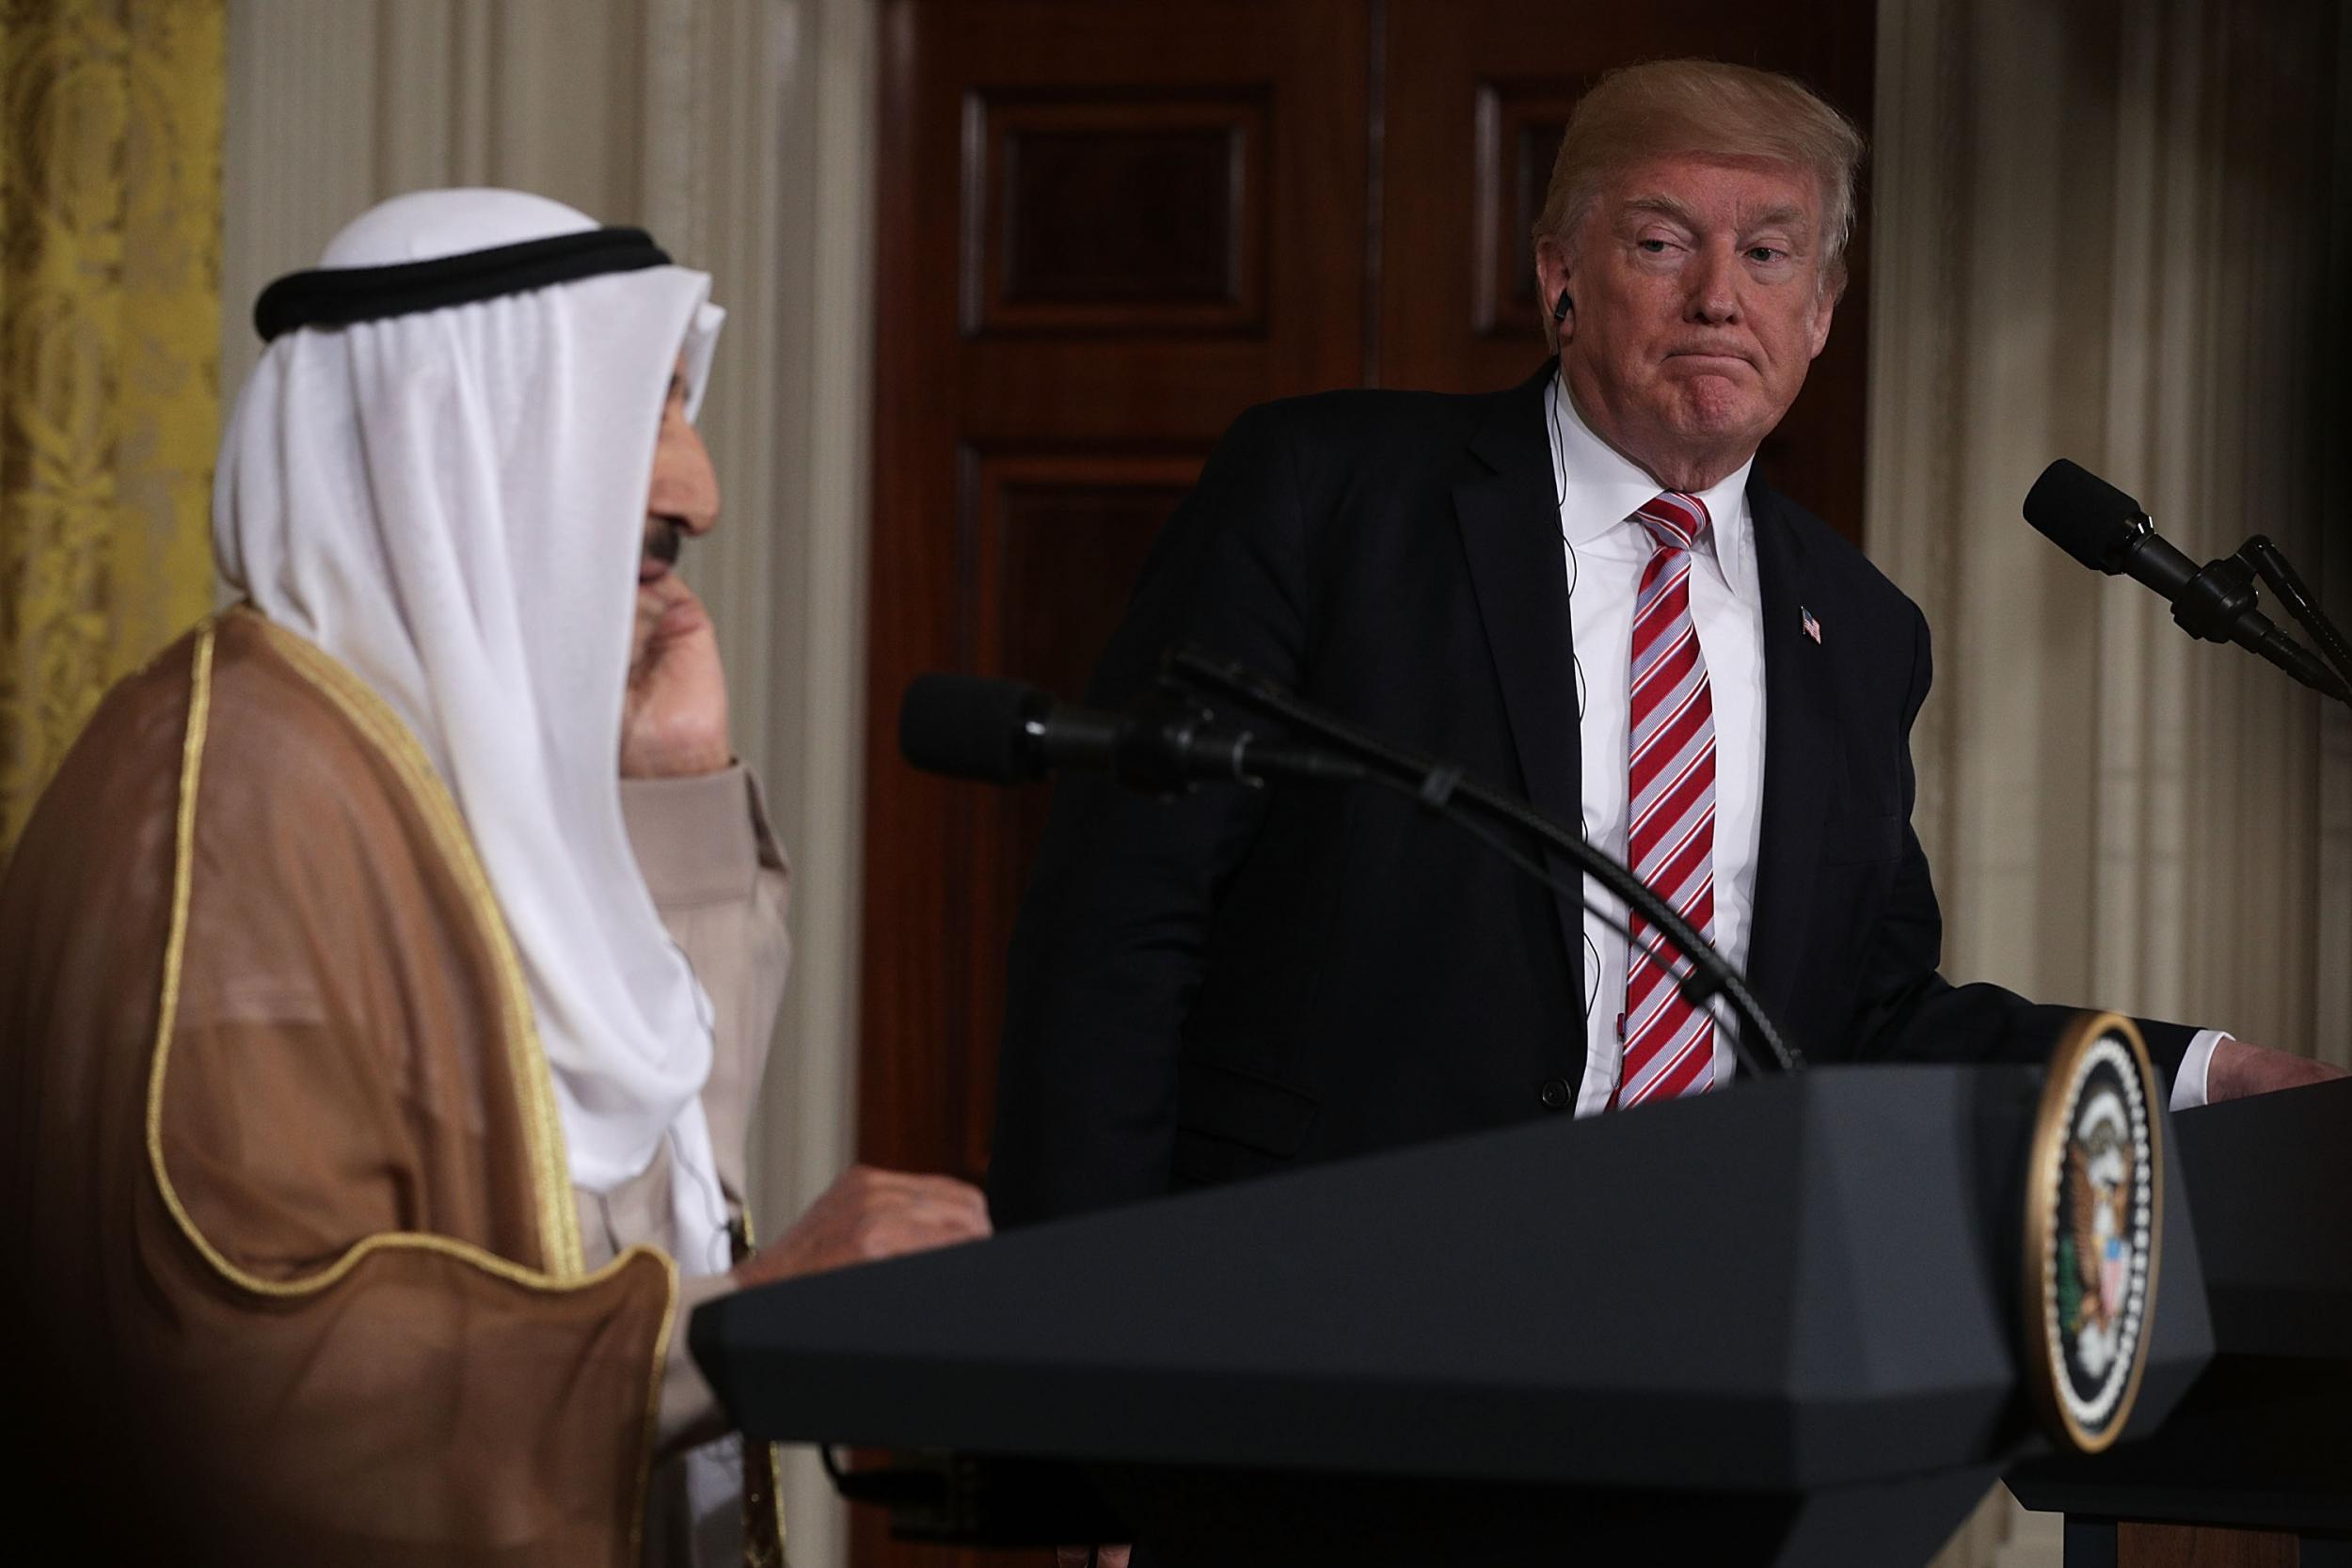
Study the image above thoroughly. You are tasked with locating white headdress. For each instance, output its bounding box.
[215,188,733,1277]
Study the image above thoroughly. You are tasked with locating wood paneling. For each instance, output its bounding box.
[970,93,1267,334]
[862,0,1370,1146]
[2119,1522,2302,1568]
[1470,81,1588,341]
[955,451,1200,1179]
[859,8,1369,1557]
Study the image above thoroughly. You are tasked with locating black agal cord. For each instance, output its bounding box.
[253,227,671,341]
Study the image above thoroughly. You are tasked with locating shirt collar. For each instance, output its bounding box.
[1544,372,1758,602]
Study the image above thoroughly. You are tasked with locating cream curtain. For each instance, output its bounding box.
[1879,3,2352,1565]
[1871,0,2350,1067]
[0,0,224,855]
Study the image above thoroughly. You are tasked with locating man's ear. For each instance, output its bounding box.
[1534,234,1575,346]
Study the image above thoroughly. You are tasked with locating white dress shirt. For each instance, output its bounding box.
[1541,374,2221,1113]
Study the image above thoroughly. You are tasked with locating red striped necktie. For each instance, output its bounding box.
[1614,491,1719,1109]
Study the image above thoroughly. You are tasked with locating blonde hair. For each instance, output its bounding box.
[1532,59,1864,305]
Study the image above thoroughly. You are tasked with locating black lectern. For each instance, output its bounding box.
[692,1066,2219,1567]
[2007,1078,2352,1566]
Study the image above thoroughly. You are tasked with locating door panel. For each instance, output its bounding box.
[860,10,1371,1559]
[862,0,1372,1150]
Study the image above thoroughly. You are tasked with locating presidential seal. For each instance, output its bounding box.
[2024,1012,2164,1453]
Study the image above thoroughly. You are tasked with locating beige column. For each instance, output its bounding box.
[220,4,875,1561]
[1876,3,2352,1565]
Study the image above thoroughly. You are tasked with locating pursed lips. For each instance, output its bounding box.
[1664,346,1755,369]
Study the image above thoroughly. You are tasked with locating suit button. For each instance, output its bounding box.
[1538,1077,1572,1111]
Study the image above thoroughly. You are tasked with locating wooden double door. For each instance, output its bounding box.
[854,4,1870,1561]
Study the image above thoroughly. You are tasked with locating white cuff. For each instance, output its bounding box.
[2169,1030,2230,1112]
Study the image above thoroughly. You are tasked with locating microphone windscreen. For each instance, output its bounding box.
[898,673,1045,784]
[2025,459,2148,574]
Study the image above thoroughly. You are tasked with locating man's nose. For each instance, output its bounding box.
[1685,245,1742,325]
[663,424,722,536]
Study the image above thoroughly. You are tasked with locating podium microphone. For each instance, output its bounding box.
[2025,459,2349,703]
[898,673,1365,793]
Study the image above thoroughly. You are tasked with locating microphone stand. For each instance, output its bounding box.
[1162,646,1803,1078]
[2237,536,2352,697]
[2167,536,2352,706]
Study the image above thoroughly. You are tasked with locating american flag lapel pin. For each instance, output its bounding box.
[1802,606,1822,644]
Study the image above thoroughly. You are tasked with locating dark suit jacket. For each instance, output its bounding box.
[988,363,2195,1226]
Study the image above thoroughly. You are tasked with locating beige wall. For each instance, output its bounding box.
[219,4,875,1561]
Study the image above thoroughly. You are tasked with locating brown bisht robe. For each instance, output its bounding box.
[0,607,709,1564]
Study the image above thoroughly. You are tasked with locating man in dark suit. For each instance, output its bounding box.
[988,58,2337,1231]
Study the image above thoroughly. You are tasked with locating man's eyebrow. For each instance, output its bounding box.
[668,372,688,402]
[1743,202,1814,236]
[1620,194,1702,229]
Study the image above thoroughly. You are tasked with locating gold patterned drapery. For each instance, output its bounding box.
[0,0,223,856]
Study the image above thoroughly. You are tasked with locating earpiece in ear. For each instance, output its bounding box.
[1552,289,1573,324]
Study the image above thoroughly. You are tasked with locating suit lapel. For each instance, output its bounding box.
[1743,476,1836,1049]
[1453,363,1586,1006]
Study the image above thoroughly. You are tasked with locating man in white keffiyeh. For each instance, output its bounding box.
[0,188,986,1568]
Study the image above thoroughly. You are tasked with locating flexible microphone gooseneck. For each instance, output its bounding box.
[898,663,1800,1080]
[2024,460,2350,705]
[1159,649,1798,1078]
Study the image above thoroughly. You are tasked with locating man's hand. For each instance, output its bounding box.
[622,571,732,777]
[2205,1038,2350,1102]
[732,1164,991,1289]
